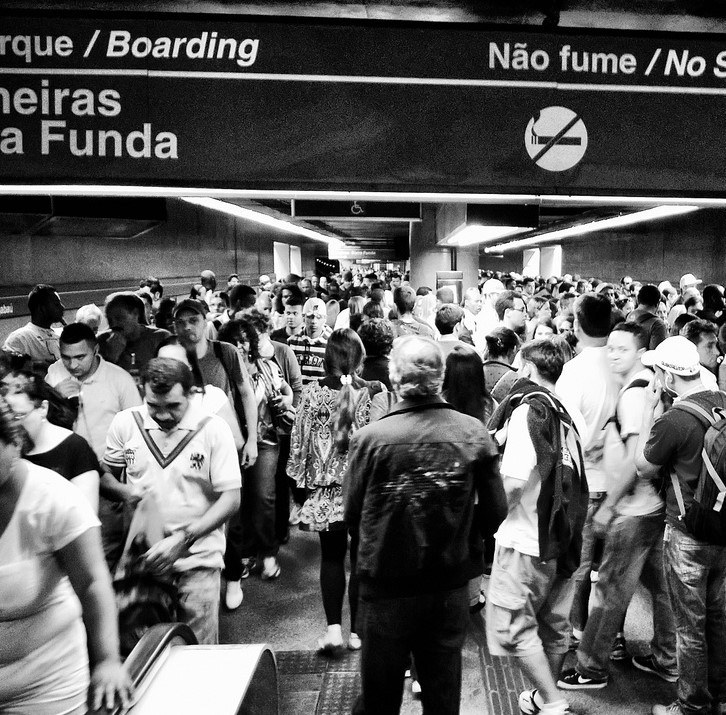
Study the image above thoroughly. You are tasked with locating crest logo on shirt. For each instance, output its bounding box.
[124,448,136,466]
[190,452,205,470]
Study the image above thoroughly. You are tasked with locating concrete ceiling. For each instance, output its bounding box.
[4,1,726,32]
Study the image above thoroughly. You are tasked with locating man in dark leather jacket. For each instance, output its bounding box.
[345,335,506,715]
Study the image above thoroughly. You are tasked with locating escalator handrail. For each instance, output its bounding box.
[123,623,198,690]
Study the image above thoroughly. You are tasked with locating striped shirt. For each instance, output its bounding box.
[287,325,333,385]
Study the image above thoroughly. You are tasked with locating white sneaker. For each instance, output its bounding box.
[317,625,344,653]
[348,632,362,651]
[261,556,281,580]
[224,580,244,610]
[411,680,422,695]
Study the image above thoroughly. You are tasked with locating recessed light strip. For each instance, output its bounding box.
[484,205,699,253]
[180,196,344,247]
[4,184,726,208]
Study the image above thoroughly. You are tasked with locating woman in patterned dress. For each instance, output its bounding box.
[287,328,385,653]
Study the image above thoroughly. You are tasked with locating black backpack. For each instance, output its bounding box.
[671,394,726,545]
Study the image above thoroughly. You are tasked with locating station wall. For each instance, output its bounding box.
[481,208,726,286]
[0,197,318,337]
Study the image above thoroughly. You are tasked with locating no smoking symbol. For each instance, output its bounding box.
[525,106,588,172]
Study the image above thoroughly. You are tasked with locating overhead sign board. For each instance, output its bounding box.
[292,200,421,221]
[2,12,726,196]
[328,245,399,260]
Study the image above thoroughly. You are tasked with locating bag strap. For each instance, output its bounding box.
[673,399,719,427]
[131,411,211,470]
[670,397,726,516]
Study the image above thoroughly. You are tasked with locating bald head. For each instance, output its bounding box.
[389,336,444,398]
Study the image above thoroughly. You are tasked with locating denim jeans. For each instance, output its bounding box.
[176,568,221,645]
[352,586,469,715]
[577,512,676,679]
[224,442,279,580]
[664,524,726,714]
[570,493,607,632]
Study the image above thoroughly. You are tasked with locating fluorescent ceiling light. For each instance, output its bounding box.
[484,205,699,253]
[181,196,344,247]
[6,184,726,209]
[448,225,532,246]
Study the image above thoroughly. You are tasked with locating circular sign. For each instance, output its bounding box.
[525,106,588,172]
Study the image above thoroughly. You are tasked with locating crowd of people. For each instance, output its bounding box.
[1,266,725,715]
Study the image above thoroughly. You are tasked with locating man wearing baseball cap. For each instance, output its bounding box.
[173,298,258,469]
[287,297,332,385]
[636,336,726,715]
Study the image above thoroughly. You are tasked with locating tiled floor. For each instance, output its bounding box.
[220,529,676,715]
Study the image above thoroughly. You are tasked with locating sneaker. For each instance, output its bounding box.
[558,668,608,690]
[317,626,344,654]
[224,580,244,610]
[240,558,255,579]
[411,679,422,695]
[610,634,630,661]
[518,689,569,715]
[632,655,678,683]
[347,632,362,651]
[652,703,685,715]
[261,556,281,580]
[518,689,540,715]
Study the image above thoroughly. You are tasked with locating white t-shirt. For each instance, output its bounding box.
[608,370,664,517]
[104,404,242,573]
[494,404,540,557]
[556,346,618,493]
[3,322,60,364]
[0,464,100,666]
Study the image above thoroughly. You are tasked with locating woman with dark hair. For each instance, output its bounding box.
[3,372,100,512]
[287,328,385,653]
[218,315,295,602]
[357,318,394,390]
[698,284,726,325]
[443,345,495,424]
[483,326,522,402]
[0,393,132,714]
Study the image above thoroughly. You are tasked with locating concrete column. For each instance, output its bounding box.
[409,204,452,289]
[454,244,480,289]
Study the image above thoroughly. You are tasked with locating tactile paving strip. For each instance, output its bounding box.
[480,641,529,715]
[277,650,329,675]
[315,672,361,715]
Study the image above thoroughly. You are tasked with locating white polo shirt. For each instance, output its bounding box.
[104,403,241,573]
[46,356,142,460]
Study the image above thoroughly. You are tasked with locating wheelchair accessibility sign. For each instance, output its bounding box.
[525,106,588,172]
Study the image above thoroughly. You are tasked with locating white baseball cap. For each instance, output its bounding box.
[481,278,505,295]
[680,273,702,290]
[641,336,700,376]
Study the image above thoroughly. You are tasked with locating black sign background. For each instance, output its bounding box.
[1,11,726,196]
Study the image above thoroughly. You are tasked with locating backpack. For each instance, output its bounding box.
[671,395,726,544]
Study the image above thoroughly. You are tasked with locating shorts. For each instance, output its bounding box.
[485,544,575,657]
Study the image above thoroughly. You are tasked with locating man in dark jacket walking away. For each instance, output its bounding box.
[345,335,506,715]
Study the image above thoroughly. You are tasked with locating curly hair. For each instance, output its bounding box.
[218,318,260,362]
[357,318,394,357]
